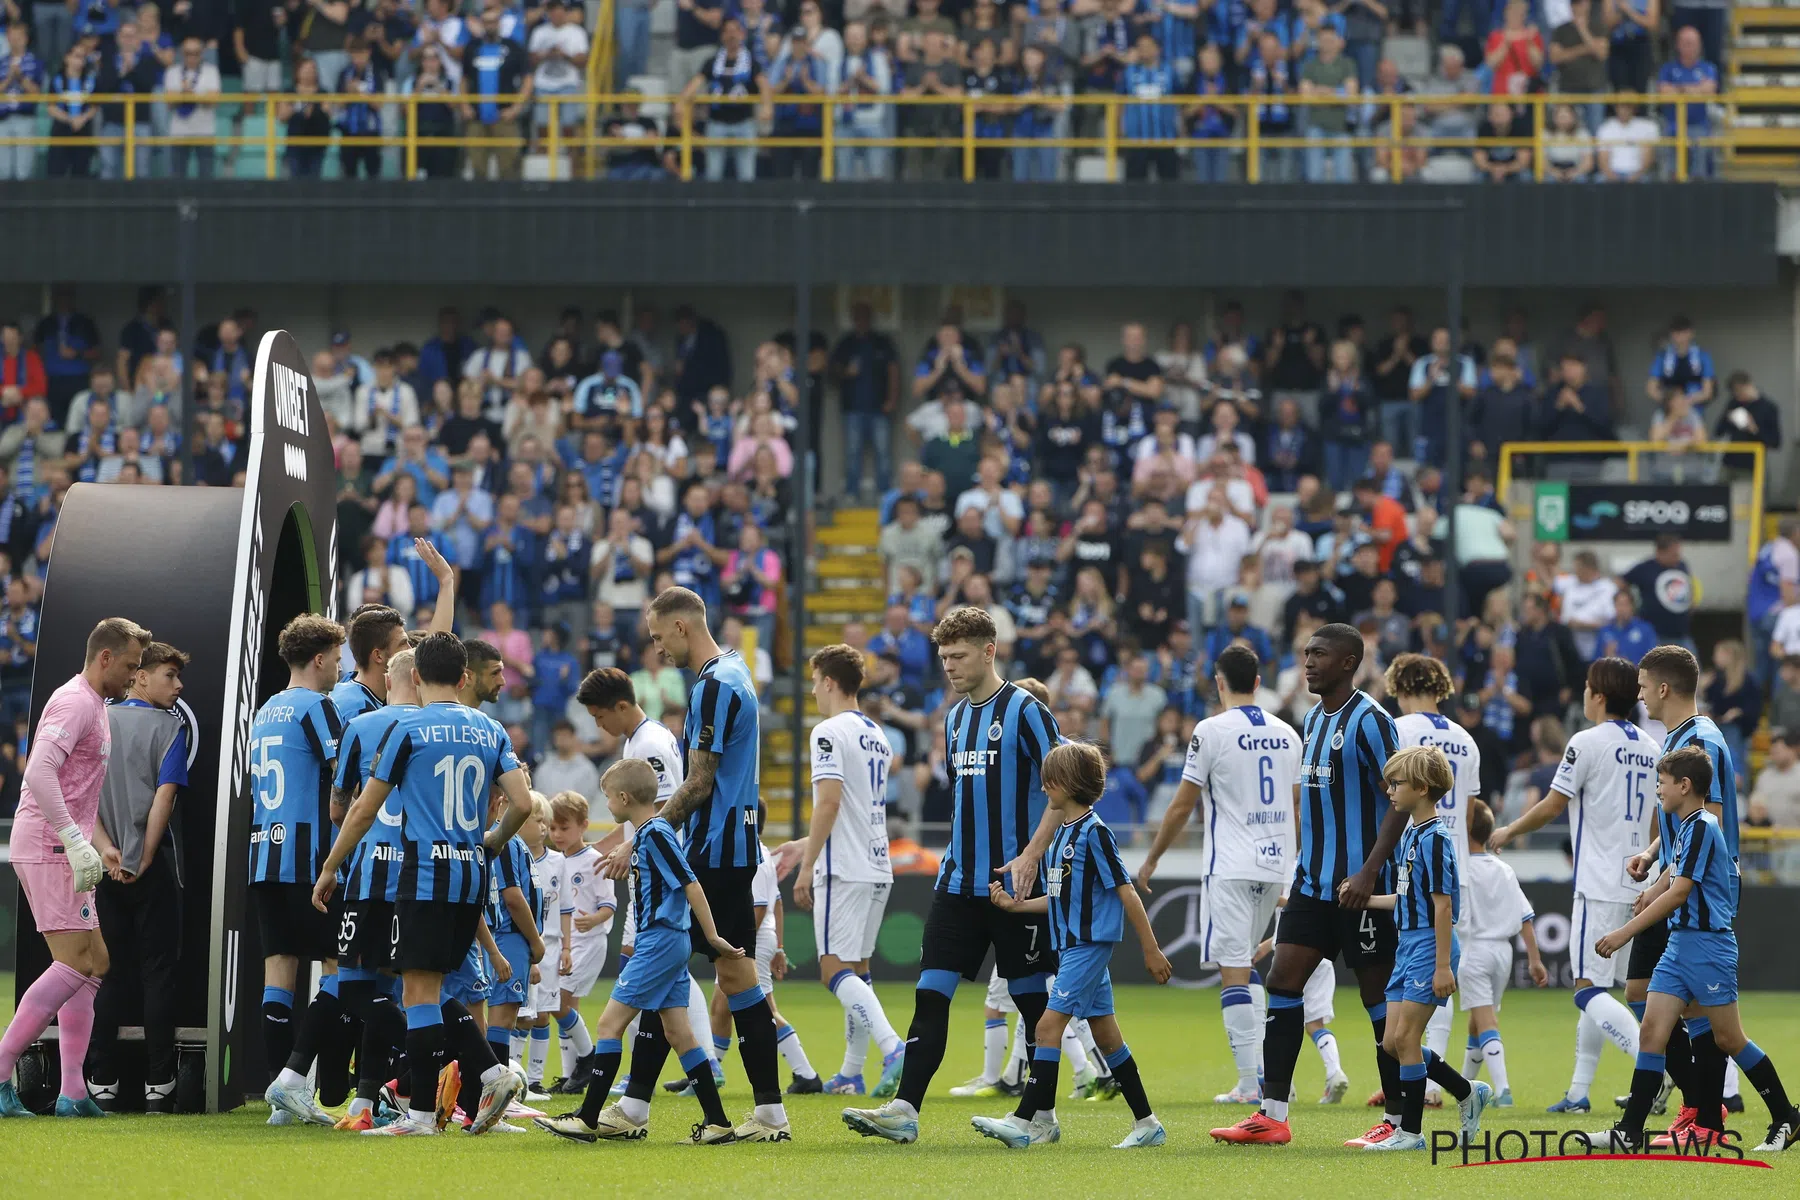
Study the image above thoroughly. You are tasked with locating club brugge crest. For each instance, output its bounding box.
[1331,730,1345,750]
[988,721,1004,741]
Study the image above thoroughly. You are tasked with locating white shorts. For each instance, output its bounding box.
[242,56,283,93]
[1570,895,1633,988]
[561,932,609,998]
[985,965,1017,1015]
[1200,877,1282,969]
[755,925,779,992]
[1303,958,1336,1024]
[814,875,891,963]
[529,940,564,1015]
[1457,936,1515,1010]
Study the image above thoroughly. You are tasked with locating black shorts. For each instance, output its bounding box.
[1627,917,1670,982]
[336,898,399,971]
[392,898,482,975]
[919,889,1058,982]
[1275,889,1397,970]
[252,881,337,962]
[689,864,758,960]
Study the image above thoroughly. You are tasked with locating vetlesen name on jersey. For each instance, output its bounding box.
[416,722,504,748]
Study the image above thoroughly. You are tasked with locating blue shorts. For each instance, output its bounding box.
[486,930,529,1007]
[1046,941,1115,1019]
[1385,929,1461,1008]
[1649,929,1738,1007]
[442,941,491,1007]
[611,926,692,1013]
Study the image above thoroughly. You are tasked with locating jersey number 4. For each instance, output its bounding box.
[434,754,487,833]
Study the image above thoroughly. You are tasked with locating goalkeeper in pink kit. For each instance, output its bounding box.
[0,618,151,1118]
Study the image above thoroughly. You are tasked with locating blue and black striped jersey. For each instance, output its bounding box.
[1296,689,1397,901]
[335,704,414,902]
[937,682,1062,897]
[330,678,384,725]
[248,686,344,885]
[1659,715,1739,864]
[631,816,698,933]
[376,702,522,905]
[1394,816,1459,932]
[681,650,762,870]
[486,833,535,936]
[1046,809,1131,950]
[1670,808,1736,933]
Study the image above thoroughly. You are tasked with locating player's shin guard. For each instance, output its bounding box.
[1016,1046,1060,1122]
[285,986,344,1077]
[623,1010,673,1107]
[1687,1020,1727,1133]
[1734,1041,1795,1121]
[1619,1052,1667,1138]
[404,1004,446,1124]
[1399,1062,1428,1134]
[1423,1049,1470,1102]
[1221,985,1260,1091]
[895,971,958,1111]
[262,985,296,1083]
[577,1038,626,1124]
[1368,1003,1402,1123]
[680,1045,730,1128]
[1108,1046,1153,1121]
[727,987,783,1106]
[1259,989,1305,1119]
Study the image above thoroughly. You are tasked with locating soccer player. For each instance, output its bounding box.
[601,588,789,1141]
[334,607,409,723]
[522,792,573,1099]
[1140,644,1301,1106]
[1590,746,1800,1154]
[311,631,533,1137]
[546,790,614,1094]
[0,617,149,1119]
[1623,644,1741,1144]
[975,741,1172,1150]
[1457,799,1547,1108]
[1387,653,1480,1108]
[481,788,546,1114]
[327,645,420,1130]
[1212,623,1403,1148]
[536,758,742,1144]
[1358,746,1491,1152]
[844,606,1063,1145]
[460,638,506,708]
[87,640,190,1114]
[1491,656,1653,1113]
[253,615,352,1128]
[714,822,823,1093]
[791,644,904,1098]
[1253,937,1350,1103]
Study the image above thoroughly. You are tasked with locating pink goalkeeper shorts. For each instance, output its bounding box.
[15,858,98,933]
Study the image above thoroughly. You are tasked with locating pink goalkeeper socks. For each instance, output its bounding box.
[0,962,91,1083]
[56,973,100,1098]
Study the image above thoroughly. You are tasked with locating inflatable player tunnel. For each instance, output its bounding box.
[10,330,338,1113]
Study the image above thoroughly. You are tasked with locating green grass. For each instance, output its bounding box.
[1,976,1796,1198]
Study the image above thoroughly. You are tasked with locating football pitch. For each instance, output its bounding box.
[1,976,1795,1198]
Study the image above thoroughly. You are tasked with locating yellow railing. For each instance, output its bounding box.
[0,88,1738,182]
[1496,440,1765,564]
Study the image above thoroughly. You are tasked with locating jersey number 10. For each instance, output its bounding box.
[435,754,487,833]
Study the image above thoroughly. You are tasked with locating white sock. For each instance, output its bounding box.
[1221,987,1261,1091]
[274,1067,308,1091]
[1569,1013,1604,1101]
[1075,1020,1108,1079]
[1312,1027,1343,1081]
[510,1027,528,1069]
[982,1018,1008,1084]
[1423,1004,1452,1099]
[1263,1097,1289,1121]
[1462,1037,1483,1079]
[563,1011,594,1066]
[776,1022,816,1079]
[753,1102,788,1127]
[528,1030,549,1083]
[1249,981,1268,1076]
[687,976,715,1064]
[1725,1058,1741,1099]
[1062,1024,1092,1080]
[1583,993,1639,1057]
[834,973,901,1060]
[1481,1033,1509,1094]
[348,1096,374,1117]
[409,1107,436,1126]
[1034,1106,1057,1126]
[1002,1016,1028,1086]
[479,1062,508,1086]
[886,1099,918,1119]
[618,1096,650,1123]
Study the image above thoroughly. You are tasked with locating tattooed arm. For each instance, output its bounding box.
[602,747,719,879]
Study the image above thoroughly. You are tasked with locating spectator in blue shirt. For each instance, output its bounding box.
[1646,313,1715,410]
[1119,32,1180,181]
[572,350,645,426]
[1606,0,1653,93]
[1597,587,1658,665]
[1233,0,1288,67]
[1243,29,1296,181]
[768,26,828,178]
[1406,325,1477,464]
[1201,593,1274,673]
[430,461,496,571]
[1007,43,1060,182]
[529,622,580,750]
[869,603,933,689]
[336,37,385,178]
[1184,42,1234,182]
[419,307,475,390]
[1656,27,1717,179]
[1207,0,1248,60]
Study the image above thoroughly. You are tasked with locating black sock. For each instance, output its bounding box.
[1400,1064,1428,1135]
[406,1021,446,1118]
[1738,1046,1796,1121]
[1665,1020,1695,1100]
[318,1007,358,1107]
[728,991,783,1106]
[1015,1048,1060,1121]
[263,990,295,1081]
[623,1011,672,1102]
[1110,1050,1153,1121]
[1424,1049,1471,1102]
[1370,1007,1403,1115]
[576,1040,626,1124]
[285,989,343,1076]
[682,1046,730,1127]
[440,999,497,1071]
[1690,1029,1727,1132]
[1261,989,1305,1109]
[361,995,406,1099]
[895,988,952,1111]
[1621,1055,1667,1139]
[1013,990,1048,1057]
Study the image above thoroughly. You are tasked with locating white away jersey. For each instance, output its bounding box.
[1461,852,1534,942]
[810,710,895,883]
[1551,718,1660,903]
[1395,711,1481,887]
[752,854,779,935]
[623,717,684,804]
[562,843,617,940]
[531,848,571,943]
[1182,705,1301,883]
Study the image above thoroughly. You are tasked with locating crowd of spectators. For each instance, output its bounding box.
[0,0,1728,180]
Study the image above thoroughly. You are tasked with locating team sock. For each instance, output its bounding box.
[529,1024,551,1083]
[1688,1021,1727,1134]
[830,970,899,1078]
[1574,987,1639,1058]
[895,972,956,1111]
[1568,1012,1603,1102]
[576,1038,626,1124]
[688,976,715,1064]
[315,975,354,1108]
[261,985,295,1083]
[1016,1046,1059,1123]
[1108,1045,1153,1121]
[777,1021,817,1080]
[1423,1049,1471,1102]
[1075,1021,1108,1079]
[1259,988,1305,1122]
[1313,1026,1344,1081]
[284,987,344,1081]
[680,1045,730,1127]
[622,1010,672,1119]
[440,998,499,1121]
[1664,1018,1695,1099]
[338,979,405,1101]
[1369,1003,1403,1128]
[1462,1035,1484,1080]
[488,1026,515,1085]
[0,962,94,1085]
[1221,986,1260,1091]
[557,1008,593,1075]
[1422,1005,1453,1094]
[54,971,100,1099]
[1399,1061,1428,1135]
[1003,1016,1028,1086]
[1010,983,1050,1074]
[1478,1030,1507,1094]
[1735,1041,1796,1121]
[404,1003,445,1125]
[981,1017,1008,1084]
[510,1026,528,1069]
[1061,1023,1092,1080]
[1248,970,1268,1077]
[1619,1051,1667,1139]
[727,988,785,1111]
[1725,1059,1741,1101]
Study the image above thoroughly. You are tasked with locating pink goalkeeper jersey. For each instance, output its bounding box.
[9,674,111,864]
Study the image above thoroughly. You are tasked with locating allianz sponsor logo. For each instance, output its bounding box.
[370,843,404,862]
[431,843,482,863]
